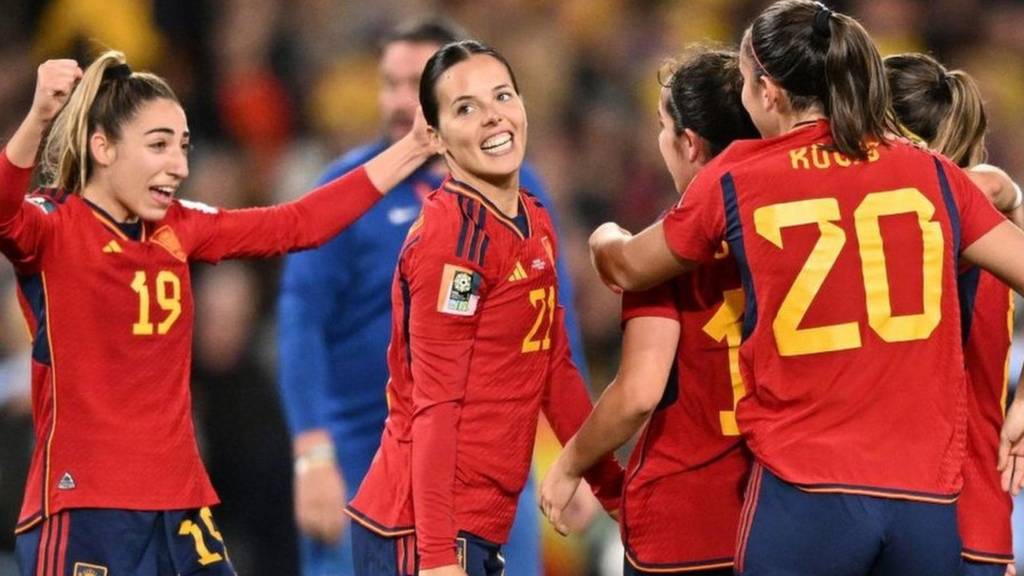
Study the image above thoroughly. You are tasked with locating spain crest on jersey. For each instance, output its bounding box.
[438,264,481,316]
[73,562,108,576]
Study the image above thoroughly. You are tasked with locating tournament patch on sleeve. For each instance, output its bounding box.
[437,264,481,316]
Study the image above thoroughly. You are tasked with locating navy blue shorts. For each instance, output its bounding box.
[961,560,1009,576]
[623,558,732,576]
[15,507,235,576]
[351,521,504,576]
[736,463,961,576]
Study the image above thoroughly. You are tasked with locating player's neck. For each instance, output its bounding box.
[81,181,139,223]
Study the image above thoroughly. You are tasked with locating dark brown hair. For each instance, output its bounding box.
[742,0,900,159]
[885,53,987,167]
[419,40,519,128]
[660,46,759,157]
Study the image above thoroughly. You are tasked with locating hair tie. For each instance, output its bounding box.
[103,63,132,81]
[749,35,771,78]
[812,4,833,38]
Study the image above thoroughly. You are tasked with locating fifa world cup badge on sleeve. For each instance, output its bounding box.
[74,563,108,576]
[438,264,481,316]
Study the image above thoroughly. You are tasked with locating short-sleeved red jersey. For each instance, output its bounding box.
[347,178,621,568]
[619,252,751,572]
[0,151,382,532]
[662,121,1005,500]
[958,266,1013,564]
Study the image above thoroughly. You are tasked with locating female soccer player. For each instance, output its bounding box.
[3,52,436,575]
[344,40,623,576]
[887,51,1021,576]
[587,1,1024,574]
[540,47,758,576]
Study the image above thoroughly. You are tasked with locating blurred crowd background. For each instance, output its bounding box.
[0,0,1022,574]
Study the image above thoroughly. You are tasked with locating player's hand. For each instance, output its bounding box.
[588,222,630,294]
[294,460,348,544]
[1005,562,1016,576]
[29,60,82,125]
[419,565,468,576]
[410,106,442,157]
[998,398,1024,494]
[539,453,583,536]
[558,478,600,532]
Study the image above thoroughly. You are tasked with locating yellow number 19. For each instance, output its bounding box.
[131,270,182,335]
[702,288,746,436]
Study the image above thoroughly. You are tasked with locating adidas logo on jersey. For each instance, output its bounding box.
[101,240,122,254]
[508,261,528,282]
[58,472,76,490]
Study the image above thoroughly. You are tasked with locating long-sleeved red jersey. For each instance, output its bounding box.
[959,265,1014,565]
[619,252,751,573]
[347,178,622,569]
[662,121,1005,500]
[0,150,382,533]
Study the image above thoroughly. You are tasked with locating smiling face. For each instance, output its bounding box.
[89,97,190,222]
[430,54,526,190]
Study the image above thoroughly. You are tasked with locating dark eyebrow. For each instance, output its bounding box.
[143,127,177,136]
[492,83,513,92]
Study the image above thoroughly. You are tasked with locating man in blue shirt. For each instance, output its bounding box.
[277,19,590,576]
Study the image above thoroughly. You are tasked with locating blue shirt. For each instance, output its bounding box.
[276,140,588,488]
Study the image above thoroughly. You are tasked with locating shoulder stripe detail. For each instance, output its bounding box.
[957,266,981,343]
[467,202,486,263]
[344,506,415,537]
[721,173,757,340]
[933,157,961,259]
[455,195,471,258]
[444,179,528,239]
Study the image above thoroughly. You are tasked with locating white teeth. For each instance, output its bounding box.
[481,132,512,150]
[152,186,175,197]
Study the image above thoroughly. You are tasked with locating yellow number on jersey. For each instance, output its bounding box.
[178,507,227,566]
[754,188,943,356]
[131,270,182,336]
[701,288,746,436]
[522,287,556,353]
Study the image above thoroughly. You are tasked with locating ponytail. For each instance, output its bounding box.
[40,50,178,192]
[744,0,899,160]
[885,52,987,168]
[932,70,987,167]
[822,11,896,159]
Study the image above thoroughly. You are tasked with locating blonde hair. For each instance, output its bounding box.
[40,50,178,191]
[885,53,987,168]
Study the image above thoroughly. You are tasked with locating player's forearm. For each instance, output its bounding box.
[411,401,461,570]
[0,150,34,226]
[6,113,48,169]
[560,379,647,477]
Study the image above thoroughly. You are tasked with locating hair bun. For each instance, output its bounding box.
[812,5,833,38]
[102,63,132,81]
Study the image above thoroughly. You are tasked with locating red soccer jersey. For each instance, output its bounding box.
[959,266,1014,564]
[662,120,1005,500]
[0,150,382,532]
[620,252,751,572]
[347,178,622,569]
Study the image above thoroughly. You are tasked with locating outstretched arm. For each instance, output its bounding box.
[540,315,679,534]
[589,220,695,292]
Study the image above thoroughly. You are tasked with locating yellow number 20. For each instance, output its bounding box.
[131,270,182,335]
[753,188,944,357]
